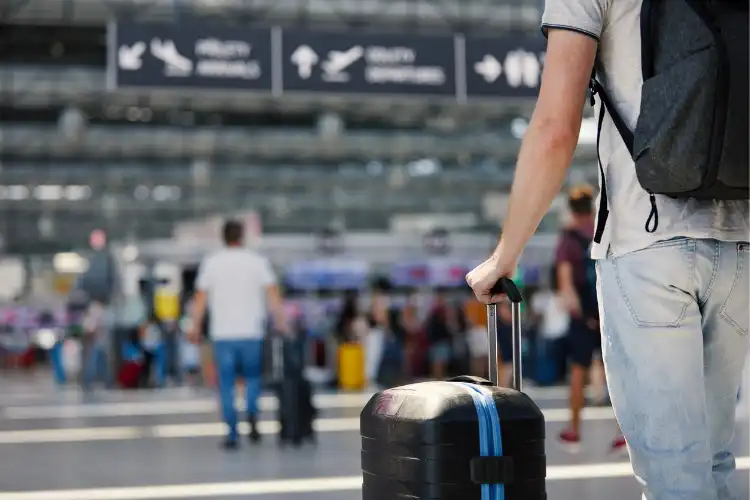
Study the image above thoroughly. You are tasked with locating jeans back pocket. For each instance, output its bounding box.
[612,238,695,328]
[721,243,750,336]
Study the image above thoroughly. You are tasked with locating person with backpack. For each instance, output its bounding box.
[554,185,625,452]
[466,1,748,497]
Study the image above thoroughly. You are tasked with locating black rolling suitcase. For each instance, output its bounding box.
[360,278,546,500]
[272,335,316,447]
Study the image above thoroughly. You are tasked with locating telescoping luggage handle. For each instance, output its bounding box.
[487,277,523,391]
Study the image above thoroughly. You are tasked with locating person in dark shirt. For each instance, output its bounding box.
[426,290,454,380]
[555,185,624,452]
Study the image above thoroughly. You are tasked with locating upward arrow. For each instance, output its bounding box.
[291,45,319,79]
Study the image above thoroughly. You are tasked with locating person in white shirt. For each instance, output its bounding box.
[466,1,749,497]
[188,220,289,450]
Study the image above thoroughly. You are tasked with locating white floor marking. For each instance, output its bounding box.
[2,392,377,419]
[0,408,649,444]
[1,458,748,500]
[0,386,586,420]
[0,426,146,444]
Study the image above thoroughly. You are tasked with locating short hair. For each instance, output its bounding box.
[568,183,594,215]
[222,219,244,245]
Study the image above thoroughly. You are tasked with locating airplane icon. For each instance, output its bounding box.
[150,38,193,77]
[321,46,364,77]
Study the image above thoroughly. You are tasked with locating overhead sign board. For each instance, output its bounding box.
[111,22,273,91]
[109,22,546,100]
[281,30,457,97]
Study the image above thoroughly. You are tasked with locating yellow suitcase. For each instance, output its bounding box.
[338,342,366,391]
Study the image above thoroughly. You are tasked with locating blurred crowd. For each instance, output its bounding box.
[0,282,585,393]
[0,187,606,400]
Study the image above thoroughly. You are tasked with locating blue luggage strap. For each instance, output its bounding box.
[455,382,505,500]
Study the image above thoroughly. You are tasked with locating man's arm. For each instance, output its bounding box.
[190,290,208,339]
[258,258,289,335]
[189,258,211,342]
[557,262,582,317]
[266,284,290,335]
[494,30,598,265]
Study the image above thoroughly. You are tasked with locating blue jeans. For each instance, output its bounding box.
[82,340,112,390]
[213,339,264,441]
[598,239,749,500]
[428,341,451,364]
[50,341,66,385]
[143,343,167,387]
[164,334,182,385]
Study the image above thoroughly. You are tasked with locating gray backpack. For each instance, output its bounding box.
[590,0,748,243]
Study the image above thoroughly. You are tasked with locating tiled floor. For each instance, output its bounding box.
[0,373,748,500]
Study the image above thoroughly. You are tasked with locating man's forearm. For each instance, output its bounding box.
[496,117,580,263]
[266,286,289,333]
[273,307,288,333]
[191,292,207,332]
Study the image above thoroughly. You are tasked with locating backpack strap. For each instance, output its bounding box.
[588,73,659,244]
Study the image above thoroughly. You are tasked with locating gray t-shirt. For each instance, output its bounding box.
[542,0,749,259]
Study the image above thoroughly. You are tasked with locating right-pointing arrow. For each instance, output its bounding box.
[474,54,502,83]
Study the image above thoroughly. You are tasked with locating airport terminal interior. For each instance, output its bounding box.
[0,0,749,499]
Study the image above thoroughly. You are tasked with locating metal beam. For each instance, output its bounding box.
[5,0,540,32]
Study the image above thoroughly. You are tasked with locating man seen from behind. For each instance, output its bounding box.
[189,220,289,450]
[466,1,749,498]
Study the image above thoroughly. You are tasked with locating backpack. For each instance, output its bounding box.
[590,0,748,244]
[564,229,598,318]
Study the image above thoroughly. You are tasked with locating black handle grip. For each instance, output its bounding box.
[489,277,523,303]
[448,375,494,386]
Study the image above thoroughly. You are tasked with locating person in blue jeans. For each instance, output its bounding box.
[189,219,289,450]
[81,300,113,391]
[50,340,67,385]
[466,2,749,497]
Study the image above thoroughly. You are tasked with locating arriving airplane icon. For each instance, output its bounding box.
[474,54,502,83]
[150,38,193,77]
[291,45,319,79]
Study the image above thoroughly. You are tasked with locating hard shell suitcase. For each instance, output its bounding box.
[272,335,317,447]
[360,278,546,500]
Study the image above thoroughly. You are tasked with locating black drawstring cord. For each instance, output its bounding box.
[645,193,659,233]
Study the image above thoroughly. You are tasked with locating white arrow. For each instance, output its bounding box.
[291,45,319,79]
[118,42,146,71]
[473,54,502,83]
